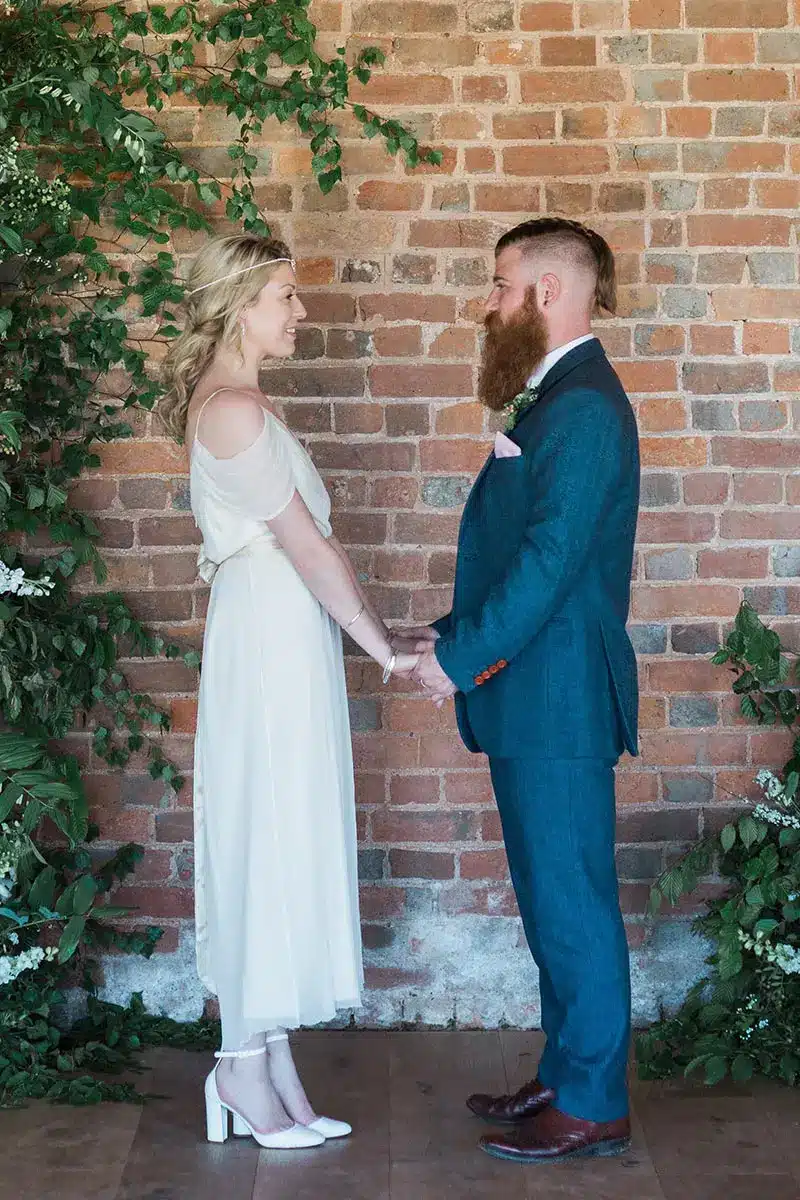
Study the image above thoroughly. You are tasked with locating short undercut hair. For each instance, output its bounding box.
[495,217,617,315]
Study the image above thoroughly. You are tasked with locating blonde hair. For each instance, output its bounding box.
[159,234,293,441]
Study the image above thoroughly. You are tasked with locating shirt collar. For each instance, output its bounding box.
[526,334,597,390]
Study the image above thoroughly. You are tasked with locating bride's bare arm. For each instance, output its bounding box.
[268,495,414,674]
[326,534,388,638]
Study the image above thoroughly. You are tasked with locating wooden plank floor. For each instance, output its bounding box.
[1,1031,799,1200]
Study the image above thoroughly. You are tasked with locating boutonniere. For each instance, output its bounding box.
[502,384,540,432]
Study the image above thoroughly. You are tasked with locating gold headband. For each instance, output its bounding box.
[187,258,296,296]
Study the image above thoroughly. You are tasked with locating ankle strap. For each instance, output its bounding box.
[265,1032,289,1045]
[214,1046,268,1059]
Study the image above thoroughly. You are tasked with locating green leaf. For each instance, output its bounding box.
[738,816,760,849]
[27,867,57,912]
[58,915,87,964]
[704,1055,728,1085]
[0,787,18,823]
[720,823,736,853]
[0,226,24,254]
[72,875,98,916]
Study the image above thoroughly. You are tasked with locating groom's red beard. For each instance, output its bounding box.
[478,289,549,411]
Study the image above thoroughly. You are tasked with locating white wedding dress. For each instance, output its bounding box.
[189,393,363,1049]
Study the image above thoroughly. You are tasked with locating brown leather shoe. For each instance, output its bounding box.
[466,1078,555,1124]
[479,1105,631,1163]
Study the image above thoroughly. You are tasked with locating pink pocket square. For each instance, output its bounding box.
[494,431,522,458]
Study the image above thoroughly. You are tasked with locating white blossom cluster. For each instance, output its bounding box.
[0,944,58,987]
[0,137,71,242]
[756,768,787,802]
[753,804,800,830]
[751,768,800,829]
[0,868,15,903]
[0,818,29,902]
[0,562,54,597]
[739,928,800,975]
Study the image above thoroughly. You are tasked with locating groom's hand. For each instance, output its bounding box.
[412,648,457,707]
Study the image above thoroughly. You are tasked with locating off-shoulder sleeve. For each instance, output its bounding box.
[198,409,295,521]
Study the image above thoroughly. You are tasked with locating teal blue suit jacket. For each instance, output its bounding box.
[433,339,640,760]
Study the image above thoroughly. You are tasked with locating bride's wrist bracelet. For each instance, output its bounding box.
[344,602,365,630]
[382,650,397,684]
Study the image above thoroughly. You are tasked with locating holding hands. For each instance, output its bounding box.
[390,626,457,708]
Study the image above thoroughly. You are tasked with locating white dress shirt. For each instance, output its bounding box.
[527,333,597,390]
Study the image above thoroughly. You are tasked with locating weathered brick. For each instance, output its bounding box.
[562,107,609,140]
[685,0,787,25]
[663,289,707,319]
[663,775,714,805]
[353,2,458,32]
[504,145,609,177]
[627,624,668,654]
[671,624,721,655]
[652,33,699,63]
[683,362,769,395]
[422,477,472,508]
[633,70,685,103]
[653,180,699,212]
[260,365,365,397]
[520,1,573,28]
[389,849,454,879]
[670,697,719,728]
[466,0,513,29]
[645,549,695,581]
[326,329,372,360]
[748,253,797,285]
[606,35,648,64]
[691,399,736,431]
[689,69,789,103]
[773,546,800,579]
[520,69,625,103]
[615,847,663,879]
[715,106,766,137]
[445,257,489,287]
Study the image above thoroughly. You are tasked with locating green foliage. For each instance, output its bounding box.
[639,603,800,1087]
[1,0,428,1104]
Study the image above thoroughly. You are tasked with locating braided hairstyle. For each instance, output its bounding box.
[495,217,617,315]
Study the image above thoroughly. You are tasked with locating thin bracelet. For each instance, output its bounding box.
[382,651,397,685]
[344,602,365,630]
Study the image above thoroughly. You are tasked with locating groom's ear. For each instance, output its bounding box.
[536,272,561,308]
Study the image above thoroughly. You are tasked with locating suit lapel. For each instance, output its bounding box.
[462,339,608,518]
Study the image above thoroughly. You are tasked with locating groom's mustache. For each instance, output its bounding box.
[478,291,549,412]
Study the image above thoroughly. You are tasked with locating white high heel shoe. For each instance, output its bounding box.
[205,1045,324,1149]
[231,1033,353,1141]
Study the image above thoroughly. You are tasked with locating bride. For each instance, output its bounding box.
[159,234,418,1149]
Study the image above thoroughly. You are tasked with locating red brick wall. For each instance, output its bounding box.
[75,0,799,1015]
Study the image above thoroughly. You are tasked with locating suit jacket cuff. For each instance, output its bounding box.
[434,635,478,694]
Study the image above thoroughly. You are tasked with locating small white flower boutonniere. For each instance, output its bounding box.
[502,384,540,432]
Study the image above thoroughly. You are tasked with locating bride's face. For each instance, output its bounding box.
[242,264,306,358]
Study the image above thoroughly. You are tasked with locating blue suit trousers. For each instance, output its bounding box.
[488,756,631,1123]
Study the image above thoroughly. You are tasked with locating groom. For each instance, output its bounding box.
[400,218,640,1162]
